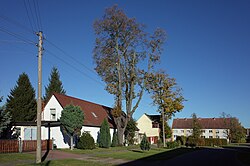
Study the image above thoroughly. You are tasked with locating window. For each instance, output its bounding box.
[201,136,205,138]
[152,122,159,128]
[216,130,219,134]
[201,130,205,133]
[209,136,213,138]
[50,108,56,120]
[181,130,184,133]
[209,130,213,133]
[216,136,220,138]
[91,112,97,118]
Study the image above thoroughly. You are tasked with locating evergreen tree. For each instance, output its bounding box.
[191,113,202,139]
[140,134,150,151]
[0,96,11,136]
[6,73,37,122]
[98,119,111,148]
[124,119,137,145]
[44,67,66,103]
[111,131,118,147]
[60,104,84,150]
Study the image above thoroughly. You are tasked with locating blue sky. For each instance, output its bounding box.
[1,0,250,127]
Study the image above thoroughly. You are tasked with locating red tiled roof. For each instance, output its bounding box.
[53,93,116,128]
[172,118,234,129]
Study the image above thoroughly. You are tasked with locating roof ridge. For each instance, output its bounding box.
[53,92,112,109]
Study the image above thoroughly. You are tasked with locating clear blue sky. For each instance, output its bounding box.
[1,0,250,128]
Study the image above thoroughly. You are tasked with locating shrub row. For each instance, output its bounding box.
[185,137,227,147]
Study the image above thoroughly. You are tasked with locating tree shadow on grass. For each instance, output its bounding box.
[119,147,202,166]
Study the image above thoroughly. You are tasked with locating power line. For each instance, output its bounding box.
[0,14,35,34]
[44,49,105,87]
[23,0,35,32]
[32,0,41,30]
[0,26,36,46]
[34,0,43,30]
[26,0,38,31]
[45,39,98,76]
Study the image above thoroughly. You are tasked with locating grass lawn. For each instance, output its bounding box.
[61,146,200,161]
[20,159,112,166]
[0,153,35,163]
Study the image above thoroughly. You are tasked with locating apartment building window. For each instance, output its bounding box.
[201,136,205,138]
[50,108,56,120]
[216,130,219,134]
[209,130,213,133]
[181,130,184,133]
[201,130,205,133]
[209,136,213,138]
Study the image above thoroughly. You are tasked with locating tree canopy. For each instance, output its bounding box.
[6,73,37,122]
[93,5,166,144]
[44,67,66,103]
[60,104,84,150]
[145,71,184,117]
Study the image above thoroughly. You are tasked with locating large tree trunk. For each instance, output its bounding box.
[114,113,127,145]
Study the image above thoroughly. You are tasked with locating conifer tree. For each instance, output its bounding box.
[111,131,118,147]
[140,133,150,151]
[6,73,37,122]
[0,96,11,135]
[44,67,66,103]
[98,119,111,148]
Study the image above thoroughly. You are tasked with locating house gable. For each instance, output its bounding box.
[137,113,160,137]
[43,93,116,128]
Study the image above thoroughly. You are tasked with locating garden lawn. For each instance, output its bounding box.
[0,153,35,163]
[20,159,112,166]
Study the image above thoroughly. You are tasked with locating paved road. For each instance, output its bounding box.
[121,148,248,166]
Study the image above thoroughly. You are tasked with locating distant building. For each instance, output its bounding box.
[172,118,233,141]
[136,113,161,144]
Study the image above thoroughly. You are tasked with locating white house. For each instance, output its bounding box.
[171,118,232,141]
[39,93,116,148]
[136,113,161,144]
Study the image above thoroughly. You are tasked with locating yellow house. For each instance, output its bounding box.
[136,113,161,144]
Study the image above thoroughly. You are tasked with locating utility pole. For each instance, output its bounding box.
[36,31,43,164]
[162,109,166,147]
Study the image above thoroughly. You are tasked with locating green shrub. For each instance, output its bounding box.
[166,141,179,149]
[176,136,187,145]
[111,131,118,147]
[140,134,150,151]
[157,139,163,148]
[186,136,197,148]
[185,137,227,147]
[77,132,95,150]
[98,119,111,148]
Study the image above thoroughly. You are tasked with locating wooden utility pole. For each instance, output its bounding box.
[162,109,166,147]
[36,31,43,164]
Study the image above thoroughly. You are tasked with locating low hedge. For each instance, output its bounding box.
[186,137,227,147]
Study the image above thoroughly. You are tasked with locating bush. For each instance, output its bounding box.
[185,136,197,148]
[157,139,163,148]
[77,132,95,150]
[185,137,227,147]
[166,141,179,149]
[140,134,150,151]
[111,131,118,147]
[176,136,187,145]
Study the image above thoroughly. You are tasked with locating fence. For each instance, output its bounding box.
[0,139,52,153]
